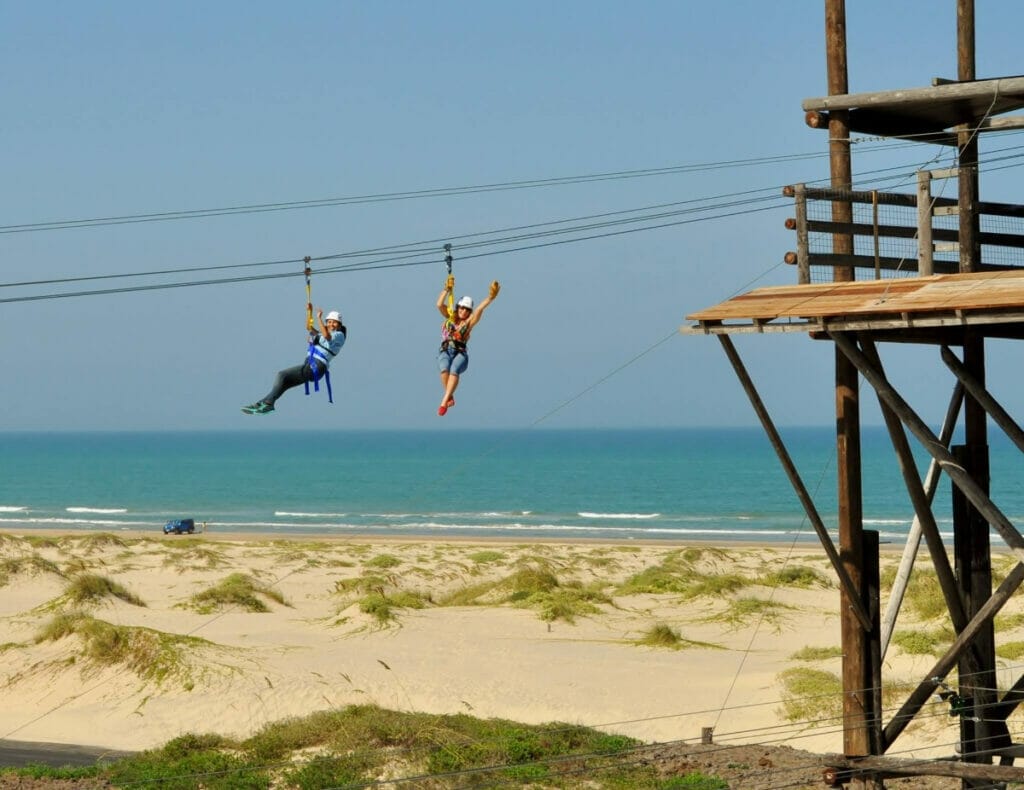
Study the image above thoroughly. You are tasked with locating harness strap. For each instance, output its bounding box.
[304,341,333,402]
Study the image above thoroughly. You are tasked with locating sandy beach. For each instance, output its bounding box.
[0,529,1006,761]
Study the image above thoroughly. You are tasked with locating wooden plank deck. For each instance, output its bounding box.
[682,270,1024,335]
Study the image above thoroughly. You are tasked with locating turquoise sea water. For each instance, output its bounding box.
[2,428,1022,544]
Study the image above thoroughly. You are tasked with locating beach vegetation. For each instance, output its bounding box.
[894,569,946,621]
[778,667,843,725]
[467,550,506,564]
[661,773,729,788]
[34,611,212,686]
[709,596,796,631]
[791,645,843,661]
[616,551,753,601]
[161,544,228,571]
[334,572,393,595]
[638,624,683,649]
[65,572,146,607]
[438,565,610,623]
[996,641,1024,660]
[188,573,289,613]
[61,556,101,575]
[0,554,63,586]
[617,566,686,594]
[636,623,722,651]
[364,553,402,569]
[681,573,749,599]
[62,532,128,553]
[358,589,430,625]
[0,703,739,789]
[20,535,60,550]
[876,569,946,622]
[995,611,1024,631]
[762,565,830,588]
[580,553,620,570]
[891,627,953,656]
[107,733,263,789]
[680,547,732,566]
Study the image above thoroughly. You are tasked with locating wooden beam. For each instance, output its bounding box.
[716,334,872,630]
[824,752,1024,784]
[862,350,967,655]
[801,76,1024,113]
[941,345,1024,453]
[829,331,1024,562]
[882,562,1024,748]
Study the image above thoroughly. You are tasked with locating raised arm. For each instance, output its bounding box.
[437,274,455,319]
[468,281,500,328]
[315,307,332,340]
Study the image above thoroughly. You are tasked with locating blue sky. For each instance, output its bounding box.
[3,1,1023,431]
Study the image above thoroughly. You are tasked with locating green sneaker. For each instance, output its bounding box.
[242,401,274,415]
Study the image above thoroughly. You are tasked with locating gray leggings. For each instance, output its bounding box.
[262,362,319,406]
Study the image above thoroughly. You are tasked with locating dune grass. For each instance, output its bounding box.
[0,554,63,586]
[38,704,691,790]
[440,565,611,623]
[65,572,146,607]
[790,645,843,661]
[707,596,796,631]
[880,567,947,621]
[188,573,288,613]
[61,533,129,554]
[635,623,723,651]
[160,544,228,571]
[34,611,212,687]
[777,668,843,724]
[891,627,953,657]
[358,589,431,625]
[332,572,432,625]
[762,565,830,589]
[467,550,506,565]
[996,641,1024,660]
[364,553,403,569]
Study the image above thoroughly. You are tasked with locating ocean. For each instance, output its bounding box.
[2,427,1022,545]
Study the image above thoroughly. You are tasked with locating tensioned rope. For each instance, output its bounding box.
[0,140,941,235]
[5,144,1023,301]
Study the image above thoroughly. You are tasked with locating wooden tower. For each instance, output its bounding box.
[683,2,1024,786]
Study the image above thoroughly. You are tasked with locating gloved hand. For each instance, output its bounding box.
[446,274,455,291]
[489,280,500,299]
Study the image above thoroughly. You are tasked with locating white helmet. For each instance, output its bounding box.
[325,310,342,323]
[457,296,474,309]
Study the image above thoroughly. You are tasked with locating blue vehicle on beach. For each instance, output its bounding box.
[163,518,196,535]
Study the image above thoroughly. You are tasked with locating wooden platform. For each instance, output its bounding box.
[802,75,1024,144]
[681,269,1024,341]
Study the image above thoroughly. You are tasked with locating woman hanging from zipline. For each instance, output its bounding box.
[242,260,347,415]
[436,245,499,416]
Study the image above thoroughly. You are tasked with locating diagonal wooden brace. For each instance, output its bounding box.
[717,334,873,631]
[830,330,1024,564]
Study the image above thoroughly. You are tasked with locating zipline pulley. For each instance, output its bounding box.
[301,255,332,403]
[443,244,455,318]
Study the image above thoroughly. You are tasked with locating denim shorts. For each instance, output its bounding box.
[438,347,469,375]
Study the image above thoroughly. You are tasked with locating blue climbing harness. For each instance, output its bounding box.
[305,337,334,403]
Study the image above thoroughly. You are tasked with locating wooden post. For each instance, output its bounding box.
[794,183,810,284]
[825,1,870,766]
[917,170,934,276]
[955,5,999,782]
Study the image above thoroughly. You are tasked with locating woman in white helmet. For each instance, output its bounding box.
[436,279,500,416]
[242,308,346,414]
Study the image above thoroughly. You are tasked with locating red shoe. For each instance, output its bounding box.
[438,406,448,416]
[445,398,455,408]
